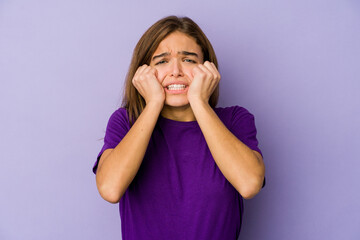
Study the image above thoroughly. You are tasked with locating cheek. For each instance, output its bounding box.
[154,68,167,82]
[184,68,195,80]
[159,73,168,83]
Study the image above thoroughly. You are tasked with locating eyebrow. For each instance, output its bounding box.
[152,51,199,60]
[152,52,170,60]
[179,51,199,58]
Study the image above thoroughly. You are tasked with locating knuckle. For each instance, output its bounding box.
[199,72,206,78]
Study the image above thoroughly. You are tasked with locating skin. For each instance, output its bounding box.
[95,31,265,203]
[134,31,206,121]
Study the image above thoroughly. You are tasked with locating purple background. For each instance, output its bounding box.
[1,0,359,239]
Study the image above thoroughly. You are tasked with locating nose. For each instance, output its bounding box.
[170,59,183,77]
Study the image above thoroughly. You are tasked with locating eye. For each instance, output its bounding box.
[184,59,197,64]
[155,60,168,65]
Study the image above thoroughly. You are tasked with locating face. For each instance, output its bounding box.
[150,31,204,109]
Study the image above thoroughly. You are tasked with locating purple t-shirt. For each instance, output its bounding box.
[93,106,263,240]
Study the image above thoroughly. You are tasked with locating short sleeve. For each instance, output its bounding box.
[92,108,131,174]
[229,106,262,156]
[229,106,265,188]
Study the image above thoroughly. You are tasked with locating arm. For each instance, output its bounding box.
[190,101,265,199]
[188,62,265,199]
[96,65,164,203]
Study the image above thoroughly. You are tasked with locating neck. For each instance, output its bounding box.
[160,104,196,122]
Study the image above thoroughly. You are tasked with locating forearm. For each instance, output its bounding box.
[96,102,163,203]
[190,101,265,199]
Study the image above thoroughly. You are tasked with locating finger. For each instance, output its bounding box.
[203,61,215,74]
[152,68,160,81]
[137,66,155,83]
[210,62,217,70]
[192,65,203,74]
[204,61,216,73]
[209,62,221,80]
[202,62,220,82]
[197,63,214,78]
[191,65,204,80]
[134,64,148,79]
[141,65,153,75]
[138,64,149,74]
[144,66,158,81]
[203,61,212,68]
[204,61,219,77]
[200,62,219,90]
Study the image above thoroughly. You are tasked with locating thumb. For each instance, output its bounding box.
[190,65,200,82]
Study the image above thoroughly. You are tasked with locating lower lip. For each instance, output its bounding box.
[164,86,188,94]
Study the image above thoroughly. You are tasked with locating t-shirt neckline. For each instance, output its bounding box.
[158,114,199,127]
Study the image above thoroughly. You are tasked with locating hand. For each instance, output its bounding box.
[187,61,220,104]
[132,64,165,106]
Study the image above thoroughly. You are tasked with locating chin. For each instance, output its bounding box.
[164,98,190,108]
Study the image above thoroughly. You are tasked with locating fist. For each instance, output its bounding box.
[132,64,165,105]
[187,61,220,104]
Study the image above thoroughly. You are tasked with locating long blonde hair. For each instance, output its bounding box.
[122,16,219,125]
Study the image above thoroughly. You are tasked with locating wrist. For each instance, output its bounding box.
[189,95,208,105]
[146,100,164,111]
[189,97,209,110]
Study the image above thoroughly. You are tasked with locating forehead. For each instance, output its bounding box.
[153,31,203,57]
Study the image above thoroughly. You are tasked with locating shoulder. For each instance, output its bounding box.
[214,105,252,116]
[214,105,254,128]
[106,107,131,131]
[109,107,128,120]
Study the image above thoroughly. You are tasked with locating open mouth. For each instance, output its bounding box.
[165,84,188,93]
[166,84,186,90]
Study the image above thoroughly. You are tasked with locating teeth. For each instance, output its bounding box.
[167,84,186,90]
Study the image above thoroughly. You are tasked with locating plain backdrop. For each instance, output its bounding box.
[1,0,359,239]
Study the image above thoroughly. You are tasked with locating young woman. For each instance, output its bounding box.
[93,16,265,239]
